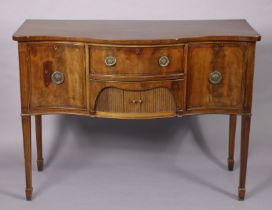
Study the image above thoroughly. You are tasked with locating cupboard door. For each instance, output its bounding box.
[28,43,86,111]
[187,43,246,110]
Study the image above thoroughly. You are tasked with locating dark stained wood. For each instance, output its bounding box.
[13,20,261,44]
[43,61,53,87]
[90,45,184,76]
[13,19,261,200]
[35,115,43,171]
[228,114,237,171]
[239,115,251,200]
[22,115,32,200]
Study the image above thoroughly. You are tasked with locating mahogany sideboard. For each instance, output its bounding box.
[13,19,261,200]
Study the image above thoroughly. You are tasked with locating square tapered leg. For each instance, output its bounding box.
[22,115,33,200]
[35,115,44,171]
[238,115,251,200]
[228,114,237,171]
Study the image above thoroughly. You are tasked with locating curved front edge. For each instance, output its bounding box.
[89,79,183,119]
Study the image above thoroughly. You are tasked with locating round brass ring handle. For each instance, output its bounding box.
[209,70,223,85]
[51,71,65,85]
[105,56,117,67]
[159,56,170,67]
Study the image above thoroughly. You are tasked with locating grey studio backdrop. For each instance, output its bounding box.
[0,0,271,209]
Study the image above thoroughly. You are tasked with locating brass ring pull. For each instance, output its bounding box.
[105,56,117,67]
[51,71,65,85]
[209,70,223,85]
[159,56,170,67]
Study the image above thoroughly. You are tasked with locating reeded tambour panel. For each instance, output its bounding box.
[95,87,176,113]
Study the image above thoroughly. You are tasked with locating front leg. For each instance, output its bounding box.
[35,115,44,171]
[228,114,237,171]
[22,115,32,200]
[238,115,251,200]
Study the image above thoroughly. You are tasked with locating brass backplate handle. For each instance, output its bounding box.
[105,56,117,67]
[51,71,65,85]
[209,70,223,85]
[159,56,170,67]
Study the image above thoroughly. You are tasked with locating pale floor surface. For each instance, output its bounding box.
[0,115,271,210]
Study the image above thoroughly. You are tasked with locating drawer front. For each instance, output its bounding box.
[28,43,86,110]
[90,46,184,76]
[90,80,183,118]
[187,43,246,110]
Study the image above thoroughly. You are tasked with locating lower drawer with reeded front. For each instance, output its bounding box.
[89,79,183,118]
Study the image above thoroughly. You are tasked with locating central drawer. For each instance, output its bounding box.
[89,45,184,77]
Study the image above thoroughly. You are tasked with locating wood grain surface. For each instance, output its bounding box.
[90,45,184,76]
[13,19,261,43]
[28,43,87,111]
[187,43,246,110]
